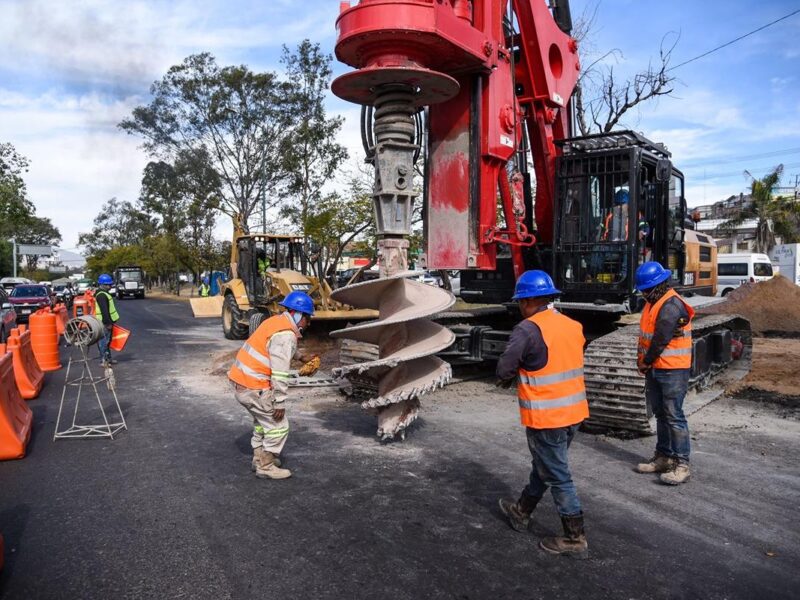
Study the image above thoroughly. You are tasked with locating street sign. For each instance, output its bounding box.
[48,265,67,274]
[17,244,52,256]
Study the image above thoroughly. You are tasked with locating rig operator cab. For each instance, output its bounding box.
[553,131,716,314]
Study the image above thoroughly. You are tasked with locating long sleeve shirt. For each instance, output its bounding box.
[496,304,550,382]
[266,315,300,405]
[643,296,690,366]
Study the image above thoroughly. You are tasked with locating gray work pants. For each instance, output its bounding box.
[232,384,289,455]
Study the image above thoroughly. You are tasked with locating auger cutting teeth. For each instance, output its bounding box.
[331,272,456,439]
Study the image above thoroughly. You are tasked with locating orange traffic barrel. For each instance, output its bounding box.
[0,351,33,460]
[109,324,131,352]
[28,309,61,372]
[6,329,44,399]
[53,304,68,335]
[73,297,90,318]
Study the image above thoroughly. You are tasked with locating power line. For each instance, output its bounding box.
[669,8,800,71]
[697,161,800,180]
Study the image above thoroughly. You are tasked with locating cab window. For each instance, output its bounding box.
[754,263,773,277]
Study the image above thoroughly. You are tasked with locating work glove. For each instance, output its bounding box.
[272,407,286,421]
[298,355,321,376]
[495,377,516,389]
[637,357,651,376]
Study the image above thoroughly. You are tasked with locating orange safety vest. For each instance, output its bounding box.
[228,313,295,390]
[602,208,628,241]
[638,288,695,369]
[517,309,589,429]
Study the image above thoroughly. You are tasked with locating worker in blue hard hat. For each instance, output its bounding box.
[95,273,120,367]
[634,261,694,485]
[199,276,211,298]
[496,270,590,559]
[228,291,314,480]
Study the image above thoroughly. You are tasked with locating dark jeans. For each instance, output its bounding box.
[646,368,691,463]
[523,424,582,516]
[98,326,113,361]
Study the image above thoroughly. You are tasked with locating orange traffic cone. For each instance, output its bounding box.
[109,324,131,352]
[28,309,61,372]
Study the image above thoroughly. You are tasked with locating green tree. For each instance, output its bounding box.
[78,197,158,255]
[119,52,295,231]
[279,41,348,244]
[721,165,800,253]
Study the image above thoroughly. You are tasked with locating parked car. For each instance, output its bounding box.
[74,279,93,295]
[717,253,774,297]
[0,287,18,342]
[336,268,379,288]
[0,277,29,294]
[8,284,54,323]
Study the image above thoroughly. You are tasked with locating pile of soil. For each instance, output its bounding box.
[699,275,800,335]
[728,338,800,400]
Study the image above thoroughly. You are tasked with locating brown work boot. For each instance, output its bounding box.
[498,492,539,532]
[251,447,280,471]
[498,493,540,532]
[255,452,292,479]
[539,513,589,560]
[636,453,675,474]
[660,462,690,485]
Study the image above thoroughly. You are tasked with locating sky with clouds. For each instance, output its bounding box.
[1,0,798,252]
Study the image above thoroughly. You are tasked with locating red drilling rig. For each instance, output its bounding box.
[330,0,751,439]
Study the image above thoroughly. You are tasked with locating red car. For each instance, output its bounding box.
[8,284,53,323]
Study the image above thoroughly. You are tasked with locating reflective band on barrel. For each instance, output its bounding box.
[519,367,584,387]
[233,359,269,381]
[518,391,587,410]
[242,343,272,369]
[660,347,692,357]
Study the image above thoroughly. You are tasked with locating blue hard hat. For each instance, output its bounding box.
[512,270,561,300]
[635,261,671,291]
[279,291,315,316]
[614,189,629,205]
[203,277,209,284]
[98,273,113,285]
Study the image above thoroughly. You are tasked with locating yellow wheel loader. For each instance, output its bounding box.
[216,233,376,340]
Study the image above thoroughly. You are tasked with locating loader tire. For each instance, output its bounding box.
[248,311,268,336]
[222,294,248,340]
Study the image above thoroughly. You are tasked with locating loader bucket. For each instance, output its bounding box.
[190,296,224,318]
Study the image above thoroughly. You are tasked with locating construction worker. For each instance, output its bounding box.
[497,270,590,559]
[199,277,211,297]
[634,262,695,485]
[95,273,119,367]
[228,291,314,480]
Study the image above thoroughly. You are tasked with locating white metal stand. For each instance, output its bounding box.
[54,345,127,440]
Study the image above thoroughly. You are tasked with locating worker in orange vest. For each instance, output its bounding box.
[228,291,314,480]
[496,270,590,559]
[634,262,694,485]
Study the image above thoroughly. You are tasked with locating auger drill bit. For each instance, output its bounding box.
[330,85,455,440]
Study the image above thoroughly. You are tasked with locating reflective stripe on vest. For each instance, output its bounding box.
[228,313,295,389]
[517,309,590,429]
[638,288,695,370]
[94,290,119,322]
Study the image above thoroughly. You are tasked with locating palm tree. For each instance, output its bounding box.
[720,164,800,254]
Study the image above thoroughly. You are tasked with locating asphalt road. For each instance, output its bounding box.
[0,298,798,599]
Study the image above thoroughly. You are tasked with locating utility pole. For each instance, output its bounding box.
[11,237,17,277]
[262,147,267,233]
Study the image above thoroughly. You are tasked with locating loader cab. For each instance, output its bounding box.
[553,131,686,312]
[236,234,308,304]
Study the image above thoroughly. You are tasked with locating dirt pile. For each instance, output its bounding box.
[729,338,800,400]
[699,275,800,334]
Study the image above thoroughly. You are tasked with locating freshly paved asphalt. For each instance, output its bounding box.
[0,298,798,599]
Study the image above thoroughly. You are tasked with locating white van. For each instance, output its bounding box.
[716,253,774,296]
